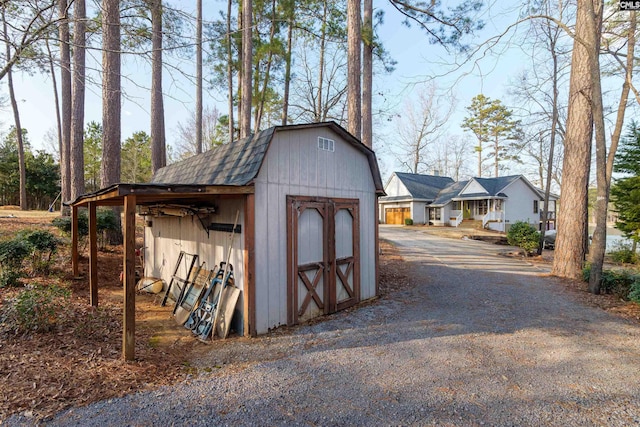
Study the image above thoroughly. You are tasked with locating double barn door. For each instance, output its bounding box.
[287,196,360,325]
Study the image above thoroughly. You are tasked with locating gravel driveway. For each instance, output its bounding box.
[14,226,640,426]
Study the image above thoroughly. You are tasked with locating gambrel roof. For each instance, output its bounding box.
[152,121,385,194]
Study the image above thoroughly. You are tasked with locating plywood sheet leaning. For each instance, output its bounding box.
[214,286,241,339]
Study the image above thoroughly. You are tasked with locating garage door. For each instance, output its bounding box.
[385,208,410,225]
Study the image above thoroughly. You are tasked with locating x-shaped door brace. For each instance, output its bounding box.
[298,262,324,316]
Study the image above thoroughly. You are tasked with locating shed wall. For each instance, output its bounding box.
[143,198,246,334]
[253,127,377,333]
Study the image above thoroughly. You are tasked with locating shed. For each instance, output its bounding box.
[69,122,385,359]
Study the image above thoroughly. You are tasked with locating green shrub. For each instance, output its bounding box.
[52,208,119,248]
[0,239,31,287]
[582,263,592,282]
[583,265,640,300]
[607,241,638,264]
[0,283,71,334]
[404,218,413,226]
[52,212,88,237]
[0,270,22,288]
[627,276,640,303]
[601,270,633,299]
[507,221,540,255]
[16,229,60,274]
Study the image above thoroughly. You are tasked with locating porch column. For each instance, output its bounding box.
[123,195,137,361]
[71,205,79,278]
[88,202,98,307]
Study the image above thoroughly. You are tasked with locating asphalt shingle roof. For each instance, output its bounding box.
[152,127,275,186]
[473,175,521,196]
[393,173,454,200]
[151,122,385,194]
[431,181,468,206]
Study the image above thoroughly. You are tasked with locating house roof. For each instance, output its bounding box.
[152,122,384,195]
[469,175,521,197]
[390,172,454,200]
[380,172,557,208]
[430,181,468,206]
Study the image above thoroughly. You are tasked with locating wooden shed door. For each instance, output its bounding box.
[287,196,360,325]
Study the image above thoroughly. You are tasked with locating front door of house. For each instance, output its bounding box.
[287,196,360,325]
[463,201,472,219]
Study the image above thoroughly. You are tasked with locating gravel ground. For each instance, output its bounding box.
[8,226,640,426]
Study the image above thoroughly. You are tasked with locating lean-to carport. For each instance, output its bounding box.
[68,183,255,361]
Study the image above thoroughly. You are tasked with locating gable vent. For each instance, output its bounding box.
[318,136,335,152]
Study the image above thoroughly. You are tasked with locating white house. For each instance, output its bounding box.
[379,172,557,232]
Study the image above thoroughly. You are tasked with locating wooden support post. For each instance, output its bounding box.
[71,205,79,277]
[375,198,380,297]
[88,202,98,307]
[123,195,137,361]
[243,194,256,337]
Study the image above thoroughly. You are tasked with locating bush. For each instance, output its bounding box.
[627,276,640,303]
[507,221,540,255]
[404,218,413,226]
[52,208,120,248]
[601,270,634,299]
[0,239,31,287]
[0,283,71,334]
[607,241,638,264]
[583,264,640,300]
[16,229,59,274]
[52,212,88,237]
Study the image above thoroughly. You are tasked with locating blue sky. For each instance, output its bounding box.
[0,2,541,179]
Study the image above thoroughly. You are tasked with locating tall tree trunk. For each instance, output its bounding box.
[101,0,122,243]
[240,0,252,138]
[316,0,327,122]
[494,135,499,177]
[551,0,594,279]
[45,38,63,176]
[227,0,235,141]
[362,0,373,148]
[59,0,71,212]
[196,0,203,153]
[347,0,361,138]
[70,0,86,200]
[150,0,165,172]
[254,0,277,131]
[3,13,27,210]
[538,19,561,255]
[588,7,635,293]
[477,142,482,177]
[281,2,293,126]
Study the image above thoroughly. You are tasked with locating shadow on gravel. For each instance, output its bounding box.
[288,254,640,361]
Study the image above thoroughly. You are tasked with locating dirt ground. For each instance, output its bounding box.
[0,215,638,422]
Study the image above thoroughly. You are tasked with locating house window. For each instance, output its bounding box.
[478,200,488,215]
[318,137,335,152]
[429,208,441,221]
[452,201,461,210]
[533,200,539,214]
[494,200,502,210]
